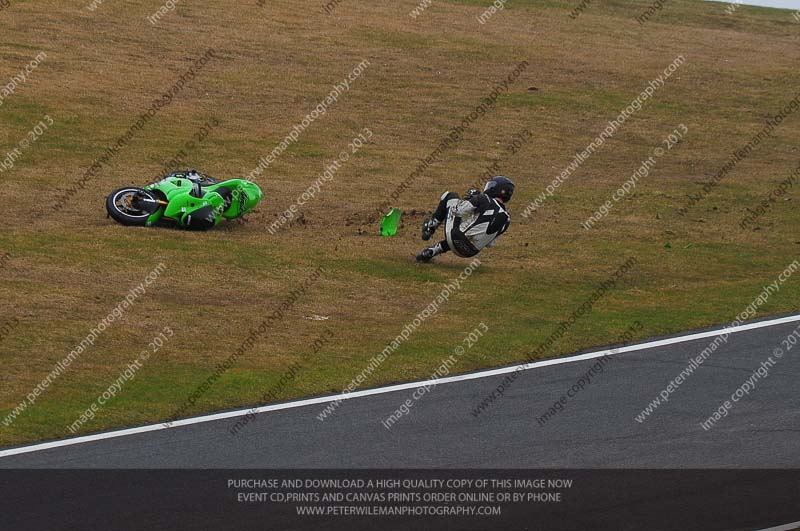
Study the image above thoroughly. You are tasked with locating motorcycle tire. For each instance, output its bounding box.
[106,187,157,226]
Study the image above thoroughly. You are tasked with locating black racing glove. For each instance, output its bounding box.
[465,189,491,209]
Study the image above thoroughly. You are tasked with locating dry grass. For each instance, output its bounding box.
[1,0,799,445]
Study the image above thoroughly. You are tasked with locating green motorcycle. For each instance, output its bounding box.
[106,170,263,230]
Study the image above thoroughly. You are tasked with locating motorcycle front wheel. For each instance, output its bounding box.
[106,187,157,226]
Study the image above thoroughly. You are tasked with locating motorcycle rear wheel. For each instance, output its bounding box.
[106,187,157,226]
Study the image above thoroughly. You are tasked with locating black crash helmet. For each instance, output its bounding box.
[484,175,515,202]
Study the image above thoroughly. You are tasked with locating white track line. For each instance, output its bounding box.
[2,313,800,459]
[754,521,800,531]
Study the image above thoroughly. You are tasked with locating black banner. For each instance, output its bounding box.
[1,470,798,530]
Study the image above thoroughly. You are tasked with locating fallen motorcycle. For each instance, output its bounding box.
[105,170,263,230]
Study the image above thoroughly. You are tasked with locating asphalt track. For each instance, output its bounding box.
[2,314,799,469]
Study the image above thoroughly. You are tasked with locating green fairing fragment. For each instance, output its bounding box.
[380,208,402,237]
